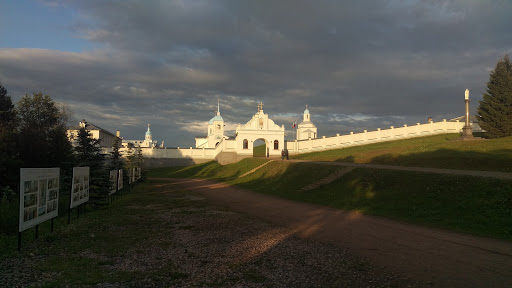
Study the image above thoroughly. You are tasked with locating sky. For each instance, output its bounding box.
[1,0,511,147]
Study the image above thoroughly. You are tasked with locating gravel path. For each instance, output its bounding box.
[160,177,512,288]
[1,180,418,288]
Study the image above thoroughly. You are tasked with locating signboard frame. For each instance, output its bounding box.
[70,167,90,208]
[109,170,118,195]
[19,168,60,232]
[117,169,123,190]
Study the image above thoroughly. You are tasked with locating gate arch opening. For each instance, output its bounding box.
[253,138,267,157]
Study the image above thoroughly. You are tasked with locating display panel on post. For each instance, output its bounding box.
[109,170,118,195]
[117,169,123,190]
[70,167,90,208]
[19,168,60,232]
[136,167,141,181]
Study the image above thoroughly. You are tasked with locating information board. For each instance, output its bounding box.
[135,167,141,181]
[70,167,90,208]
[117,169,123,190]
[19,168,60,232]
[109,170,118,195]
[128,167,133,184]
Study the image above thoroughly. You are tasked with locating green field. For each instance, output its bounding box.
[293,133,512,172]
[147,134,512,241]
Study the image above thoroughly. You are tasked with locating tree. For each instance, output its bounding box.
[108,137,123,171]
[0,83,19,199]
[0,84,16,123]
[16,92,74,167]
[477,55,512,138]
[74,124,109,204]
[134,146,145,180]
[124,146,136,184]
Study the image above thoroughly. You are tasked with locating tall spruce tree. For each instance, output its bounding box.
[74,125,109,203]
[477,55,512,138]
[108,137,123,171]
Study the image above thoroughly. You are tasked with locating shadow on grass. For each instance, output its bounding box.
[148,159,270,181]
[229,161,512,241]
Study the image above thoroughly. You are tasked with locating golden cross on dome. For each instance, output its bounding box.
[257,102,264,112]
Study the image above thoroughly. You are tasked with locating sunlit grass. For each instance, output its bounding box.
[148,158,512,241]
[293,133,512,172]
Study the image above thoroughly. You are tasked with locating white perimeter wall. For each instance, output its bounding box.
[285,120,465,154]
[107,120,465,164]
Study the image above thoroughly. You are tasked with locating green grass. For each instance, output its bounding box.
[148,158,269,180]
[146,133,512,240]
[147,158,512,241]
[293,133,512,172]
[233,163,512,240]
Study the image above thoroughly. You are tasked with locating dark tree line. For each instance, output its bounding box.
[0,83,143,204]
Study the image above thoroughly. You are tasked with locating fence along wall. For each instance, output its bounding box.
[286,120,465,154]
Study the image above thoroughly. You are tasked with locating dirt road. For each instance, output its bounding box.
[157,178,512,288]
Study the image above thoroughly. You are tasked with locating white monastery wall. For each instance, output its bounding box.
[286,119,465,154]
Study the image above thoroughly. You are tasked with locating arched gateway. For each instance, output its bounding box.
[235,102,285,157]
[195,101,285,159]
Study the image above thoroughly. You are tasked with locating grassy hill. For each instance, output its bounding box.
[292,133,512,172]
[148,134,512,240]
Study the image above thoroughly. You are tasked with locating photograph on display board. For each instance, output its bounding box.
[38,179,47,216]
[70,167,90,208]
[135,167,141,181]
[19,168,60,232]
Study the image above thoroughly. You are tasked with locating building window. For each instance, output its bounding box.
[243,139,248,149]
[274,140,279,150]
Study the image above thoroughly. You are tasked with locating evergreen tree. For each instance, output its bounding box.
[477,55,512,138]
[134,146,145,180]
[108,137,123,171]
[74,124,109,204]
[0,84,19,200]
[0,84,16,123]
[124,146,136,184]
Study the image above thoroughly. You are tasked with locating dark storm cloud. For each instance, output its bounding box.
[1,0,511,146]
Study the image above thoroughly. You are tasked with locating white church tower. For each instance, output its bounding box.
[195,100,226,148]
[297,105,317,140]
[145,124,152,142]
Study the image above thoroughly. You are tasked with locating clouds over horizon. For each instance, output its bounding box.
[1,0,511,146]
